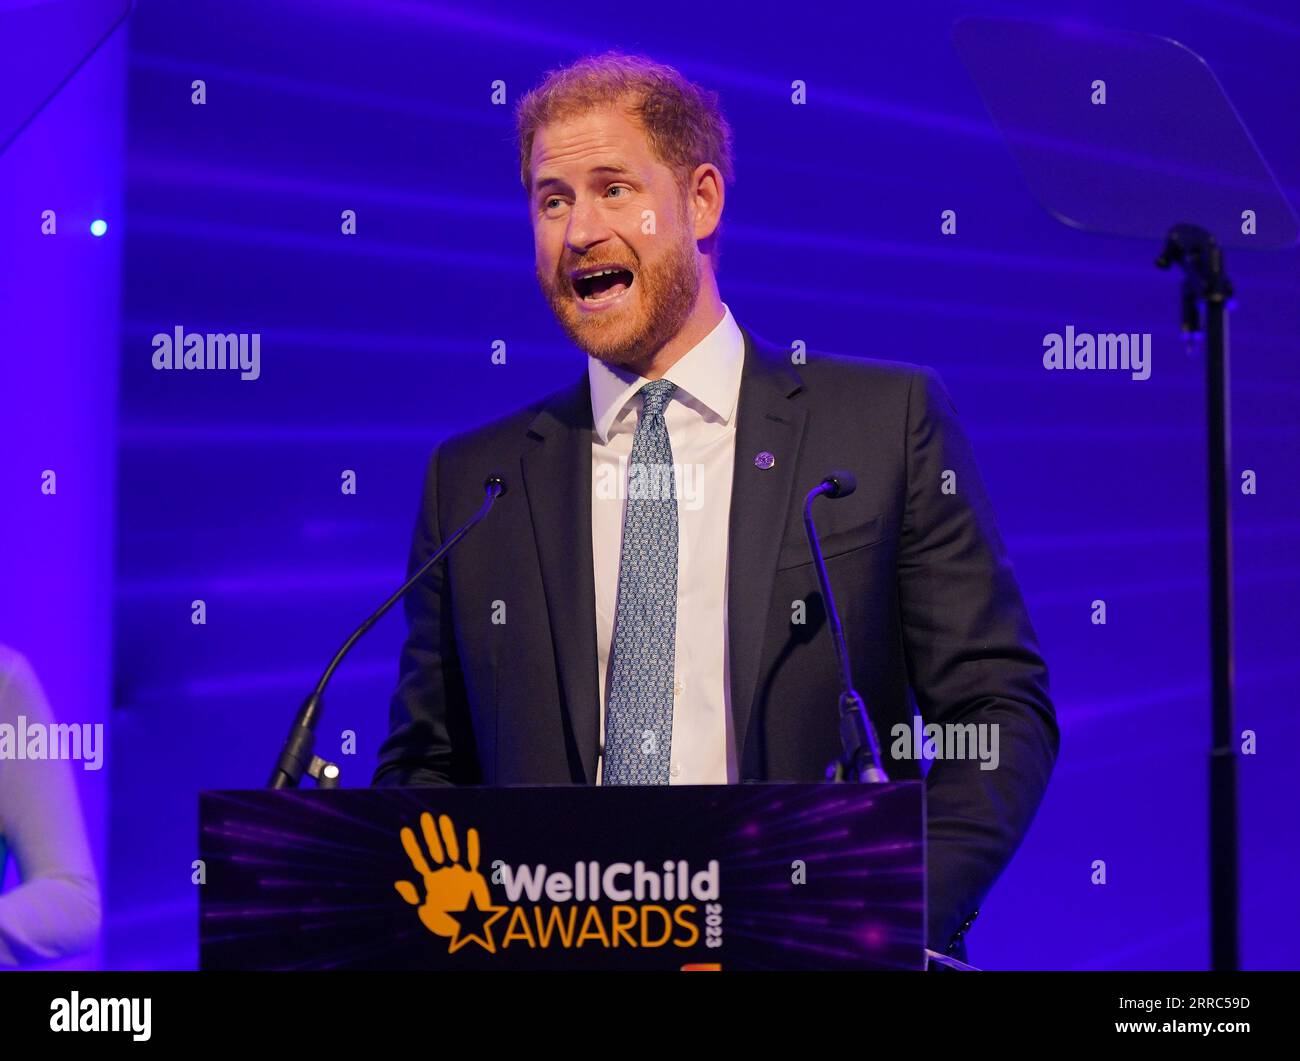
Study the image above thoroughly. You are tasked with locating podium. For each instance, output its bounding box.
[198,782,925,970]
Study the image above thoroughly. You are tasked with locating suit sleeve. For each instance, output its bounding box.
[371,443,477,787]
[897,367,1060,953]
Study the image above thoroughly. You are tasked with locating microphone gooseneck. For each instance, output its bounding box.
[268,475,507,789]
[802,471,889,784]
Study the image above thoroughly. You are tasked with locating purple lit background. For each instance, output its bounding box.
[2,0,1297,971]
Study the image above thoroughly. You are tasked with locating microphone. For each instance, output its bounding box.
[802,470,890,784]
[268,475,508,789]
[818,469,857,499]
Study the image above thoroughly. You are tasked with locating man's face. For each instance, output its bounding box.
[529,104,701,367]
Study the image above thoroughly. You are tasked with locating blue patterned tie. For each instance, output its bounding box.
[603,378,678,785]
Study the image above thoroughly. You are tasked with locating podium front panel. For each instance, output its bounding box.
[199,782,924,971]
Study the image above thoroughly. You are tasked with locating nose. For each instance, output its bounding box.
[564,194,613,257]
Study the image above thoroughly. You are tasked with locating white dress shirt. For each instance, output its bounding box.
[589,303,744,785]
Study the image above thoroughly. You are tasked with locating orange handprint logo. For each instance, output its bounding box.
[394,813,506,953]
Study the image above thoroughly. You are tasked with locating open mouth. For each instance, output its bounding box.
[571,266,635,304]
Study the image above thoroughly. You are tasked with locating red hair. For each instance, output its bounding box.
[515,50,735,199]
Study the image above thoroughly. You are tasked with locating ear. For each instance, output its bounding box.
[687,163,724,242]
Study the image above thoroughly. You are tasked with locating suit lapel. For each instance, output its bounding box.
[727,327,808,771]
[520,373,601,784]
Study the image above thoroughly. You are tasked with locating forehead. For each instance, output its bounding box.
[529,105,661,187]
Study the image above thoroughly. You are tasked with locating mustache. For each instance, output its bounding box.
[558,257,637,277]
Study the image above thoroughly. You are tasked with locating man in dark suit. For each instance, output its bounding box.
[373,51,1058,962]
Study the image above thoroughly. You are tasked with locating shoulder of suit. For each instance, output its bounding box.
[745,332,936,404]
[433,374,584,461]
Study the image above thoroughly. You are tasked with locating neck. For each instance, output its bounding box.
[629,272,725,380]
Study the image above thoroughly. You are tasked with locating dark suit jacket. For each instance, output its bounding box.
[372,323,1060,955]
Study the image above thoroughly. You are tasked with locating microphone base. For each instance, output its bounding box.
[826,689,891,784]
[268,693,342,789]
[825,756,891,784]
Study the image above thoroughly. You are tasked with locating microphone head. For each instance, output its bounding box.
[822,470,857,499]
[484,474,508,498]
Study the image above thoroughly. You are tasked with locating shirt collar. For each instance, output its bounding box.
[587,302,745,444]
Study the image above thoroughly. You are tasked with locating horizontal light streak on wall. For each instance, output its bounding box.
[130,51,497,127]
[127,154,525,218]
[125,213,526,268]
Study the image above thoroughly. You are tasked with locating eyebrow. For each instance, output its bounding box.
[533,164,637,196]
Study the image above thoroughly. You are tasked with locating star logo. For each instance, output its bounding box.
[445,890,508,954]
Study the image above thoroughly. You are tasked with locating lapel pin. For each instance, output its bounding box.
[754,451,775,470]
